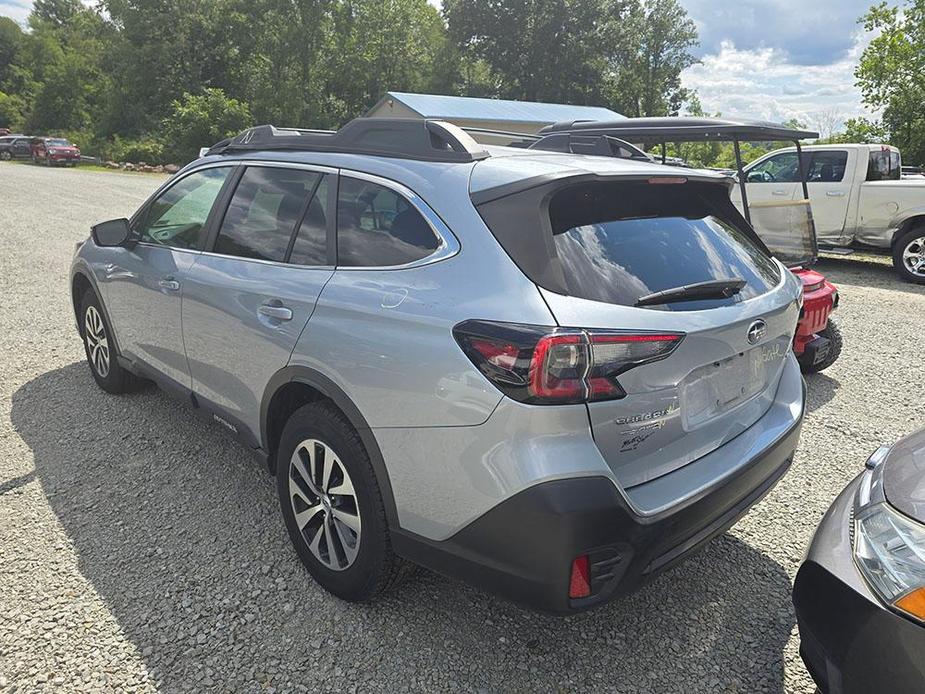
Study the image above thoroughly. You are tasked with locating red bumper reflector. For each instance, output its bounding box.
[569,555,591,599]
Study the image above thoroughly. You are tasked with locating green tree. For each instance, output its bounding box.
[445,0,698,115]
[607,0,698,117]
[856,1,925,163]
[444,0,617,105]
[161,87,253,164]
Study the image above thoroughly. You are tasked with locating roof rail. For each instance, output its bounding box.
[527,133,651,161]
[206,118,490,163]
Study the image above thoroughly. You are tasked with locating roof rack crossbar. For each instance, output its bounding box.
[206,118,490,163]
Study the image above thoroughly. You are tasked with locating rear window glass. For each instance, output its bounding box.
[475,180,780,311]
[548,183,780,309]
[867,149,901,181]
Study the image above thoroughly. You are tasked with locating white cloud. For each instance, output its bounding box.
[0,0,30,24]
[681,34,875,131]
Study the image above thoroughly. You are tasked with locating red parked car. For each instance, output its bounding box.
[31,137,81,166]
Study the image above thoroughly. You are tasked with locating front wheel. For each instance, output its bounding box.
[276,402,408,602]
[0,151,11,160]
[893,228,925,285]
[801,319,843,374]
[79,290,144,394]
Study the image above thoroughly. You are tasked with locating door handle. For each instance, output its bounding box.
[258,300,293,321]
[159,277,180,292]
[826,191,846,197]
[772,190,790,196]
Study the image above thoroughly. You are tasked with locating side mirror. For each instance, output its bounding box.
[91,218,132,247]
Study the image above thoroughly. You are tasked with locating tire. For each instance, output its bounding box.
[0,151,10,160]
[79,290,144,394]
[802,319,843,374]
[276,402,408,602]
[893,227,925,285]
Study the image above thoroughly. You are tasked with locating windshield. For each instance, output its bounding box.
[47,139,71,146]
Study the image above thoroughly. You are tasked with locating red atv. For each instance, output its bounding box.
[792,268,840,372]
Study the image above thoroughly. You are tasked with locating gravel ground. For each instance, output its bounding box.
[1,160,923,693]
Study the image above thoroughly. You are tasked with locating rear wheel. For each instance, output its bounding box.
[79,290,144,394]
[893,227,925,285]
[802,319,843,374]
[0,151,11,160]
[276,402,407,602]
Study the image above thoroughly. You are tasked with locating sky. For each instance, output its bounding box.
[679,0,883,130]
[2,0,885,130]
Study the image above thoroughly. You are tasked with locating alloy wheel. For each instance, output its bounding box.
[84,305,110,378]
[902,236,925,278]
[288,438,362,571]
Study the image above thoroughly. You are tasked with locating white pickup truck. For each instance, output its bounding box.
[742,144,925,284]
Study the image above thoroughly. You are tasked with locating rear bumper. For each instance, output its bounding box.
[793,478,925,693]
[394,378,804,614]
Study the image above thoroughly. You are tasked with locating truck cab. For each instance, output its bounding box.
[744,144,925,284]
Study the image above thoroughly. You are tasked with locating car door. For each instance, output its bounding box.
[804,149,852,244]
[13,138,32,158]
[102,165,235,390]
[181,163,335,443]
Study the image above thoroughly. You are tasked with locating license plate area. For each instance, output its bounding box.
[681,341,786,429]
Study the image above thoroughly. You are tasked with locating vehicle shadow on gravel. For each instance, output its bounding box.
[12,363,797,693]
[804,372,840,414]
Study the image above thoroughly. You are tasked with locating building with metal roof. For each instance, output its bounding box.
[365,92,623,135]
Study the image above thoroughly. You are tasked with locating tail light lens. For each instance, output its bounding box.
[453,320,683,405]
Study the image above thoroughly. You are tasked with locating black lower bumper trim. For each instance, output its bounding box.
[393,416,802,614]
[793,561,925,693]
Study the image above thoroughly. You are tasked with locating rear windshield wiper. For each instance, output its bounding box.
[634,278,747,308]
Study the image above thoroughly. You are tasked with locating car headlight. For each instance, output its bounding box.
[853,445,925,622]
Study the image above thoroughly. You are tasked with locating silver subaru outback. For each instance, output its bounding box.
[69,119,805,613]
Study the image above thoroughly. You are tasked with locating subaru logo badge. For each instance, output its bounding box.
[747,319,767,345]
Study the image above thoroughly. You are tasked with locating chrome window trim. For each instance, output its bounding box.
[334,169,460,271]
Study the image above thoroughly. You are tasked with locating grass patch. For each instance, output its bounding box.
[1,159,168,177]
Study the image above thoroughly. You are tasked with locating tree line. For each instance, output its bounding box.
[0,0,697,164]
[1,0,922,167]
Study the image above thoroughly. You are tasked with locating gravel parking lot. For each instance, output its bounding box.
[1,161,923,693]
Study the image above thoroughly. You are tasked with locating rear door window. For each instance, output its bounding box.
[336,177,439,267]
[289,174,331,266]
[214,166,321,262]
[807,151,848,182]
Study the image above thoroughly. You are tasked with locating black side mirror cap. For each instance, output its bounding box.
[91,218,132,247]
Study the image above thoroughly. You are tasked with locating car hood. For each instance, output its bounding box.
[883,428,925,522]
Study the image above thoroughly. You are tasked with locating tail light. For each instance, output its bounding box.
[453,320,683,405]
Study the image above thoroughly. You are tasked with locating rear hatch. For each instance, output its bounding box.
[472,155,801,490]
